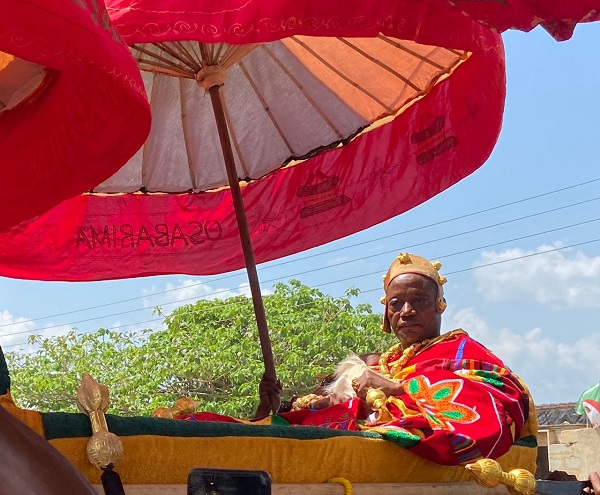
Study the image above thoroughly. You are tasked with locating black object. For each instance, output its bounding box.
[188,468,271,495]
[101,465,126,495]
[535,480,592,495]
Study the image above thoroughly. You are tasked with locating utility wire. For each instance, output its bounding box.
[2,234,599,344]
[6,237,600,350]
[2,188,599,328]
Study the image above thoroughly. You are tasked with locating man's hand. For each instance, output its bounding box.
[352,369,404,400]
[253,373,282,420]
[307,392,351,410]
[586,471,600,494]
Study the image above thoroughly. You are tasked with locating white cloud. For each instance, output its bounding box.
[446,307,600,405]
[0,310,36,351]
[473,245,600,308]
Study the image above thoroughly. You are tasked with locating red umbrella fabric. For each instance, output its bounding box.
[0,0,505,281]
[0,0,151,232]
[444,0,600,41]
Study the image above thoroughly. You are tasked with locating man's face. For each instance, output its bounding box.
[386,273,441,348]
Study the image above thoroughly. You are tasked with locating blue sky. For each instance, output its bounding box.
[0,23,599,407]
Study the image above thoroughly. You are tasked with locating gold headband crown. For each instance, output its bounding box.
[381,252,447,333]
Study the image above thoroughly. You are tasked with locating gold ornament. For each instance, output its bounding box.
[432,261,442,270]
[465,458,536,495]
[365,388,387,409]
[86,430,123,469]
[379,330,464,378]
[76,373,123,470]
[397,252,411,263]
[291,394,323,411]
[151,397,198,419]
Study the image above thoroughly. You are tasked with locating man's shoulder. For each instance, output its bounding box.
[446,329,506,364]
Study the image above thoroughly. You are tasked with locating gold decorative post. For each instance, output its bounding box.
[76,373,123,470]
[465,458,536,495]
[152,397,198,419]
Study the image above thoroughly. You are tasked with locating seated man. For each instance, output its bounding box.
[257,252,534,466]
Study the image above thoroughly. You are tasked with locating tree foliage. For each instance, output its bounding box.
[6,281,393,418]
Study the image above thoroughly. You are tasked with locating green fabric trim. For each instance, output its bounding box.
[472,370,504,388]
[0,346,10,395]
[378,429,420,449]
[514,435,537,448]
[41,412,382,442]
[271,414,291,426]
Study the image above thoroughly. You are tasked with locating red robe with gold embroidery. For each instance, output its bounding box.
[277,330,531,465]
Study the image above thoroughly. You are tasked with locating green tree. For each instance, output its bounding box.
[6,281,393,418]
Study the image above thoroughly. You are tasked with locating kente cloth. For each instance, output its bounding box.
[179,330,531,466]
[277,330,530,466]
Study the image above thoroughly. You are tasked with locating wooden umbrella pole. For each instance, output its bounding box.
[208,85,278,387]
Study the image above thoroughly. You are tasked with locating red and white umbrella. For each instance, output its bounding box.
[0,1,510,395]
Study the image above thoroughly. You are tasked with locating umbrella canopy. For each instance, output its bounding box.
[4,0,597,407]
[444,0,599,41]
[0,0,509,395]
[0,1,506,281]
[0,0,151,232]
[575,382,600,427]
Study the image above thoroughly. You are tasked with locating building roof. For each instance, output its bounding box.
[536,402,587,427]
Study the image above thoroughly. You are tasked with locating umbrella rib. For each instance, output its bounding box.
[199,43,212,66]
[179,78,198,190]
[155,41,199,71]
[288,36,392,113]
[220,95,251,179]
[337,37,422,93]
[133,44,189,70]
[213,43,225,65]
[136,61,194,79]
[444,47,463,56]
[238,60,296,156]
[170,41,203,72]
[133,45,194,77]
[259,44,344,140]
[140,74,159,189]
[377,35,448,71]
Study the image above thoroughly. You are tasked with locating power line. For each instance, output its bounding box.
[3,188,599,328]
[2,234,599,344]
[5,237,600,350]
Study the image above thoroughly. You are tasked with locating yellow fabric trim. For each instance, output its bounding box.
[49,434,536,485]
[0,393,44,436]
[328,477,353,495]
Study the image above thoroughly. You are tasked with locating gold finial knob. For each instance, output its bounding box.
[397,252,411,263]
[465,458,536,495]
[76,373,123,470]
